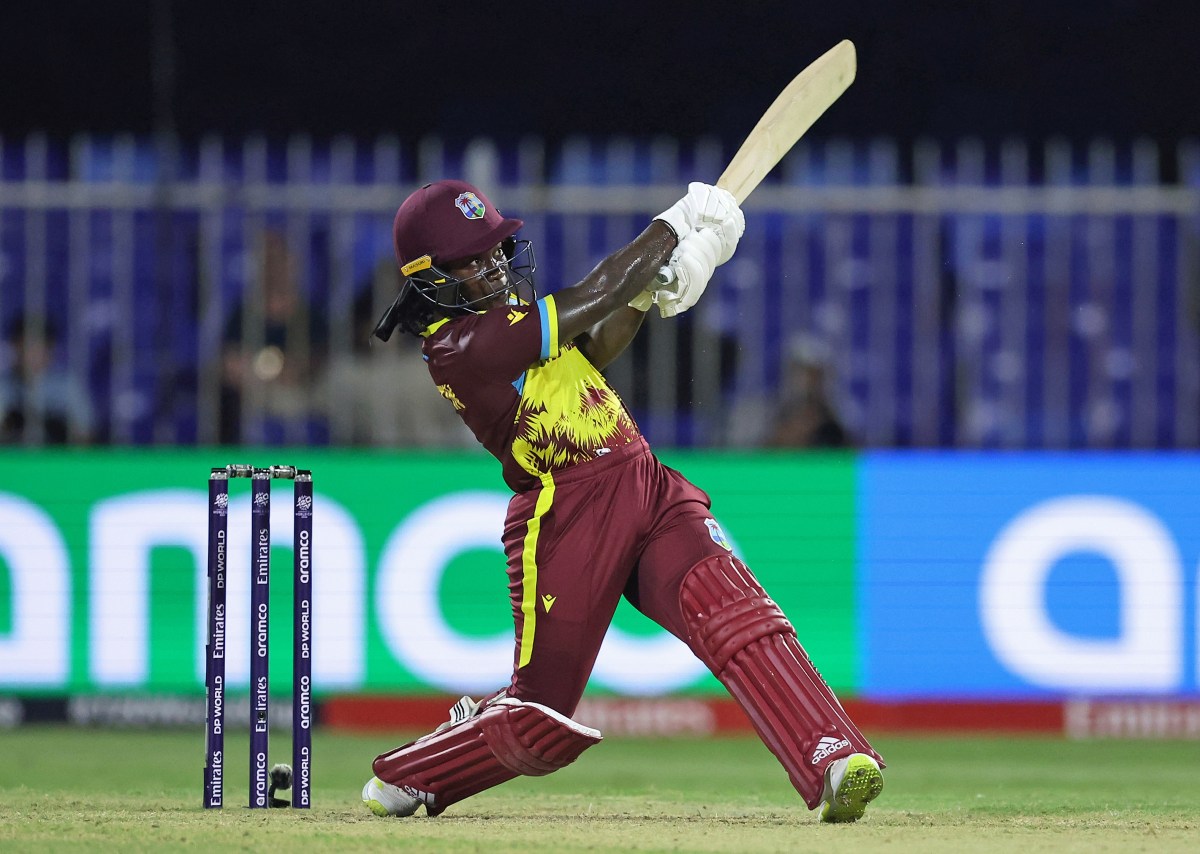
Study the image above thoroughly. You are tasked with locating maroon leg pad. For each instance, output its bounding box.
[373,698,601,816]
[679,554,884,808]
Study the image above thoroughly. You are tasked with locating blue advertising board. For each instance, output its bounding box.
[860,453,1200,697]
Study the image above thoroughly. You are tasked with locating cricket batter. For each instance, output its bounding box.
[362,179,884,822]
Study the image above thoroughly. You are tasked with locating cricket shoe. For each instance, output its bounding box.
[362,776,420,817]
[818,753,884,823]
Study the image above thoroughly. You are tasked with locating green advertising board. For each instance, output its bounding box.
[0,449,858,696]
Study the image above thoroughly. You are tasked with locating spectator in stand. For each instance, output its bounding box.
[218,229,327,444]
[317,258,475,447]
[0,313,94,445]
[766,335,850,448]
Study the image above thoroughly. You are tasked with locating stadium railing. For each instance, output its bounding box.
[1,134,1198,448]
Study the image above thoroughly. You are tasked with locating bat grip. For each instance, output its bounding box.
[655,265,676,287]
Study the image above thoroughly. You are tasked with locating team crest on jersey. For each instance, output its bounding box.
[455,192,486,220]
[705,518,732,551]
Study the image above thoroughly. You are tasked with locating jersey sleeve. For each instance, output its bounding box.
[536,294,561,362]
[436,294,562,383]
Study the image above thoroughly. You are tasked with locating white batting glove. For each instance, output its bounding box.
[655,228,722,318]
[654,182,741,245]
[629,289,656,312]
[689,183,744,265]
[710,202,745,266]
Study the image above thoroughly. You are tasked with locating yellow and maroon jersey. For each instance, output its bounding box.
[420,294,641,493]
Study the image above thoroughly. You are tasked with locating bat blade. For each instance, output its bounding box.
[655,40,856,289]
[719,39,857,203]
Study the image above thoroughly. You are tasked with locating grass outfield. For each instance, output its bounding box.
[1,727,1197,852]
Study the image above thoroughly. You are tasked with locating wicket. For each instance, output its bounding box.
[203,464,313,809]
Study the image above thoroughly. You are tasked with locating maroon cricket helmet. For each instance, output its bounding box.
[371,179,537,341]
[392,179,524,268]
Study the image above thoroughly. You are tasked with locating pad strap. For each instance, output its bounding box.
[373,697,601,815]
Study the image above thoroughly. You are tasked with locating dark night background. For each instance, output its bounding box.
[1,1,1197,148]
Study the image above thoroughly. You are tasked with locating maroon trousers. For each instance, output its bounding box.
[500,437,736,713]
[499,437,882,808]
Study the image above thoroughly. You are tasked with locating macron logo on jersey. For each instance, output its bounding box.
[810,735,851,764]
[507,309,527,326]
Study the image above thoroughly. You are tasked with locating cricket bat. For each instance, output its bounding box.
[657,39,857,285]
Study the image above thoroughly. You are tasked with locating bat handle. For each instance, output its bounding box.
[655,265,676,287]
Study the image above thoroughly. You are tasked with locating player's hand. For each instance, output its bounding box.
[656,228,722,318]
[654,182,741,246]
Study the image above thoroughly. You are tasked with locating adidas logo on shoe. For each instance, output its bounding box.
[810,735,852,764]
[402,785,437,809]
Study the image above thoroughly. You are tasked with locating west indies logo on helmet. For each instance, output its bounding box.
[372,179,537,341]
[454,191,486,220]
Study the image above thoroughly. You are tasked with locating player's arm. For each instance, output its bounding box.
[556,184,741,364]
[572,305,649,371]
[553,220,675,355]
[572,221,731,369]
